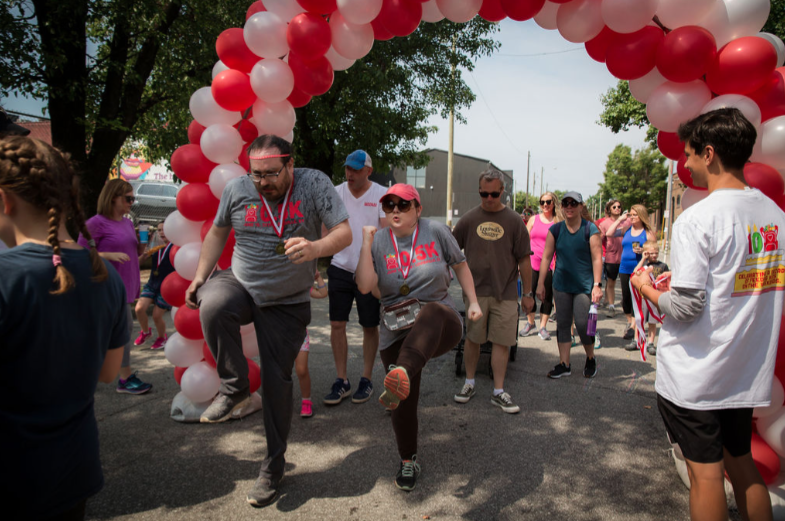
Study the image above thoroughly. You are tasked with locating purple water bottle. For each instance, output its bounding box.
[587,304,598,336]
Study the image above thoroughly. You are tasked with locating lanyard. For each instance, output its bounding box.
[258,173,294,239]
[390,225,419,281]
[158,243,171,267]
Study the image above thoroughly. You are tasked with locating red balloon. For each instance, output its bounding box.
[287,13,332,60]
[744,162,785,200]
[238,143,251,171]
[288,52,334,96]
[235,119,258,143]
[217,231,236,270]
[778,194,785,214]
[751,433,781,485]
[606,27,665,81]
[655,26,716,83]
[169,244,180,265]
[161,272,191,308]
[176,183,220,222]
[170,144,217,184]
[287,85,313,108]
[657,131,684,161]
[371,17,394,41]
[174,306,204,340]
[549,0,571,2]
[187,120,206,145]
[247,358,261,394]
[216,28,260,74]
[749,67,785,123]
[296,0,337,14]
[585,26,620,63]
[202,342,217,368]
[677,154,696,189]
[211,69,257,112]
[246,1,266,21]
[479,0,506,22]
[378,0,422,38]
[774,322,785,383]
[706,37,778,95]
[500,0,545,21]
[174,366,187,386]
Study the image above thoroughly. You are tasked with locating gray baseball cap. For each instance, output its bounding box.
[561,191,583,204]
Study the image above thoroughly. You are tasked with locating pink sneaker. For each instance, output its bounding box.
[300,399,313,418]
[150,335,167,350]
[134,329,152,346]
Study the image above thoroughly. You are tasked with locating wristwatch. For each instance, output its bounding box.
[593,282,602,288]
[522,292,534,298]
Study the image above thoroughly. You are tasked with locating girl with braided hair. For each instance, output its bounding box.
[78,178,152,394]
[0,136,129,519]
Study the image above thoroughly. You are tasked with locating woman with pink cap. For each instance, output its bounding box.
[356,183,482,492]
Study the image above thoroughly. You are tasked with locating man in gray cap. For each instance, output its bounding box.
[323,149,389,406]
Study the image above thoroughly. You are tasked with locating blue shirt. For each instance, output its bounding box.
[620,227,650,274]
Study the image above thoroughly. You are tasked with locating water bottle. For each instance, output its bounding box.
[587,304,598,336]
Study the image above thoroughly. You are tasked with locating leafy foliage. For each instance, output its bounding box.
[598,144,668,215]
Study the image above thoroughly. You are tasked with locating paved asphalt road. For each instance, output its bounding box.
[87,275,694,520]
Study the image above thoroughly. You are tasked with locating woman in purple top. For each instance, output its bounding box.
[79,179,152,394]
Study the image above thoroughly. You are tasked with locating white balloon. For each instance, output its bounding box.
[262,0,304,21]
[338,0,383,25]
[556,0,604,44]
[755,377,785,419]
[283,130,294,143]
[325,46,356,71]
[751,116,785,171]
[697,0,771,48]
[330,12,374,61]
[534,1,560,30]
[250,58,294,103]
[244,12,289,59]
[253,99,296,137]
[174,242,202,281]
[242,330,260,358]
[164,211,203,246]
[209,163,247,199]
[165,332,204,368]
[180,362,221,404]
[758,32,785,68]
[601,0,659,34]
[646,80,713,133]
[189,87,242,127]
[758,409,785,458]
[680,187,709,210]
[656,0,717,29]
[436,0,481,23]
[421,0,445,23]
[170,306,178,324]
[212,60,229,80]
[200,124,244,164]
[700,94,762,129]
[629,68,668,103]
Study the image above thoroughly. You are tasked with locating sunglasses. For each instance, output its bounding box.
[125,196,136,203]
[381,199,414,213]
[479,191,501,199]
[612,205,621,209]
[562,199,580,208]
[539,199,553,206]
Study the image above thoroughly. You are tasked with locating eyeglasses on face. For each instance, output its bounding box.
[381,199,414,213]
[479,191,501,199]
[611,204,621,209]
[562,199,580,208]
[248,163,286,182]
[125,196,136,203]
[539,199,553,206]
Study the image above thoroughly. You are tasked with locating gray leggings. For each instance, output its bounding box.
[553,290,595,345]
[123,304,133,368]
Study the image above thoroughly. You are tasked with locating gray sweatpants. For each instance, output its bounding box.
[197,270,309,481]
[553,289,595,346]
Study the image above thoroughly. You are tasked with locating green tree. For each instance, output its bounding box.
[599,144,668,216]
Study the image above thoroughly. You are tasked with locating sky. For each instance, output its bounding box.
[4,16,650,200]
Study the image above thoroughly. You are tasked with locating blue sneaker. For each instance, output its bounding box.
[594,333,602,350]
[323,378,351,405]
[352,377,374,404]
[116,372,152,395]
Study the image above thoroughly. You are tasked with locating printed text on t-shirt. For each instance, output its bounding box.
[384,242,441,273]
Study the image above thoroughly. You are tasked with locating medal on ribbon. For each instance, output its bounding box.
[390,226,419,296]
[154,243,170,278]
[258,173,294,255]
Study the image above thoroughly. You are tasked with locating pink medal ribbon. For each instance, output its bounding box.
[258,174,294,255]
[390,225,419,296]
[155,243,171,276]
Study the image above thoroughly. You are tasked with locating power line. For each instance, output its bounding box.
[496,47,584,57]
[467,70,526,158]
[6,109,49,120]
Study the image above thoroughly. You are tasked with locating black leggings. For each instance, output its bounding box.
[531,269,554,316]
[620,273,633,315]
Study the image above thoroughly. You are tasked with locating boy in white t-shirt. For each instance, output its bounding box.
[632,107,785,521]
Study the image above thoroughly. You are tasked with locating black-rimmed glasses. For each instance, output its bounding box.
[539,199,553,206]
[479,191,501,199]
[248,163,286,182]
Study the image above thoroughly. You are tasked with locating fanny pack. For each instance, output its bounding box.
[382,299,421,332]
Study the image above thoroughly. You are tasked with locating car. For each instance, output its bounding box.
[128,180,180,225]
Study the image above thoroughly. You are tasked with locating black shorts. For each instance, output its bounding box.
[657,394,753,464]
[603,263,620,281]
[327,264,381,327]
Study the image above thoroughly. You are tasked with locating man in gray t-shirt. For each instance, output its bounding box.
[185,135,350,508]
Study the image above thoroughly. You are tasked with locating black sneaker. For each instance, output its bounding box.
[200,393,251,423]
[623,325,635,340]
[323,378,351,405]
[584,357,597,378]
[547,362,571,379]
[246,476,279,507]
[352,377,374,404]
[395,456,421,491]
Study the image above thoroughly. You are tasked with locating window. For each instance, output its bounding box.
[163,186,178,198]
[406,166,426,189]
[137,184,162,196]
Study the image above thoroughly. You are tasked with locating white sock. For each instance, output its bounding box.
[493,388,504,396]
[465,378,475,387]
[343,379,349,385]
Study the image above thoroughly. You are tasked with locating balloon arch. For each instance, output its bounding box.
[160,0,785,505]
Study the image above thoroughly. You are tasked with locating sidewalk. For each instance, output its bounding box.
[89,278,691,520]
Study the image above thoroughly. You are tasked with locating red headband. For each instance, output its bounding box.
[248,154,290,160]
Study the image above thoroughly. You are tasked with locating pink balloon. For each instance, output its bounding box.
[436,0,481,23]
[646,80,712,133]
[606,26,665,81]
[556,0,604,44]
[600,0,657,35]
[287,12,332,60]
[655,26,717,83]
[330,11,374,60]
[706,36,778,95]
[250,58,295,103]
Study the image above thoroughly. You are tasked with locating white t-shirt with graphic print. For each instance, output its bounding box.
[656,188,785,409]
[330,181,387,273]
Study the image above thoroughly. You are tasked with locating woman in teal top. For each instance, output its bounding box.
[537,191,603,380]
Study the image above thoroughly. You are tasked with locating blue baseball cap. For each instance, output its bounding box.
[344,150,372,170]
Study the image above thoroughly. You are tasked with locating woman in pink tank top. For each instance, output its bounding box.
[521,192,560,340]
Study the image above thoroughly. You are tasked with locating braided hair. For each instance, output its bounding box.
[0,136,108,294]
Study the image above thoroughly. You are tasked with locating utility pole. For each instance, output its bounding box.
[445,35,457,227]
[540,167,544,196]
[525,151,530,208]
